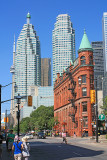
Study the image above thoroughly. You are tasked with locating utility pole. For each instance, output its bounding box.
[95,78,98,143]
[0,82,17,133]
[5,110,7,130]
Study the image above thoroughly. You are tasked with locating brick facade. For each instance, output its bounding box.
[54,49,94,137]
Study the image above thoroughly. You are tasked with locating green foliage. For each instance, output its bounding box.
[100,96,107,115]
[15,105,55,133]
[20,117,31,133]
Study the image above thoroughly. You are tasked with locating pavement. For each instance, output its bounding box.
[1,142,14,160]
[1,136,107,160]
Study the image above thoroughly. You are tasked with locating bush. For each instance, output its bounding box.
[106,134,107,139]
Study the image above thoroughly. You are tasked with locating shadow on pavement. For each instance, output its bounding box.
[29,141,104,160]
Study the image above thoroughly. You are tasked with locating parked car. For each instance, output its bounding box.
[37,132,46,139]
[23,133,33,139]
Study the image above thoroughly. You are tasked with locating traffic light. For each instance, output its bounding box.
[4,117,9,122]
[28,96,32,106]
[90,90,95,104]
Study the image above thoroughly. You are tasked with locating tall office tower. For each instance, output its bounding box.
[41,58,51,86]
[52,14,76,83]
[102,12,107,98]
[91,41,104,90]
[102,12,107,74]
[11,13,41,110]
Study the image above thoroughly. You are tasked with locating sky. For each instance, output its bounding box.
[0,0,107,113]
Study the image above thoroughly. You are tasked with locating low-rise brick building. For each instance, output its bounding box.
[54,30,95,137]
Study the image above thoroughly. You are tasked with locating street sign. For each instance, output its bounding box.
[99,114,105,121]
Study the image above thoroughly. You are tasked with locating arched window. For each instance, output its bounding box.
[80,56,86,65]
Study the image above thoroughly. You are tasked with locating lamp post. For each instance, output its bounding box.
[16,94,21,137]
[78,77,98,142]
[95,78,98,143]
[81,119,83,137]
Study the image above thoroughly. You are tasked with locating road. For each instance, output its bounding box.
[27,136,107,160]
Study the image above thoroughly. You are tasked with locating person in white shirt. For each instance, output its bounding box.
[62,132,67,144]
[22,137,30,160]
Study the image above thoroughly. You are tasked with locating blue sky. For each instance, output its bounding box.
[0,0,107,113]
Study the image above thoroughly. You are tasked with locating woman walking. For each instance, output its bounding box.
[22,137,30,160]
[12,135,23,160]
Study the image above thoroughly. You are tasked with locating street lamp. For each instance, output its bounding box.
[15,94,21,137]
[78,77,98,142]
[80,119,83,137]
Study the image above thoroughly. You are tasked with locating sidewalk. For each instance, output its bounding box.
[66,135,107,147]
[1,142,14,160]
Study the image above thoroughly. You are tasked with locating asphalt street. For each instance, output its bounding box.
[28,137,107,160]
[2,136,107,160]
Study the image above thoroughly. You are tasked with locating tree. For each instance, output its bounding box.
[100,96,107,116]
[18,105,54,133]
[30,105,54,131]
[20,117,31,133]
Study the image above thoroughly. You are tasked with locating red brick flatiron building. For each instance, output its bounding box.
[54,30,95,137]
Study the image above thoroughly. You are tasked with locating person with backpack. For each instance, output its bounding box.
[12,135,23,160]
[22,137,30,160]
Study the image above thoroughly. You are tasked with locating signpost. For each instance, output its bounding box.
[99,114,105,121]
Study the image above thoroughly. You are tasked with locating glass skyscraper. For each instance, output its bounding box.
[91,41,104,90]
[11,13,41,105]
[52,14,76,83]
[102,13,107,98]
[102,12,107,74]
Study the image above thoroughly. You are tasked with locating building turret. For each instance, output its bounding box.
[27,12,31,24]
[78,29,93,53]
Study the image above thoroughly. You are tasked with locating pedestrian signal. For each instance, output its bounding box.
[28,96,32,106]
[90,90,95,104]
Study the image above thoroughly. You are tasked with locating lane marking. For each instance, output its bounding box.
[73,152,82,156]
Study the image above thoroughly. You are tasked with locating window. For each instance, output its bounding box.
[90,75,94,84]
[82,88,87,96]
[83,116,88,127]
[89,56,93,65]
[81,75,86,83]
[80,56,86,65]
[82,102,87,112]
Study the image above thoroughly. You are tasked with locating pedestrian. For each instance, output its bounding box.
[0,131,3,158]
[12,135,23,160]
[22,137,30,160]
[74,132,76,138]
[62,132,67,144]
[59,132,62,137]
[7,129,15,151]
